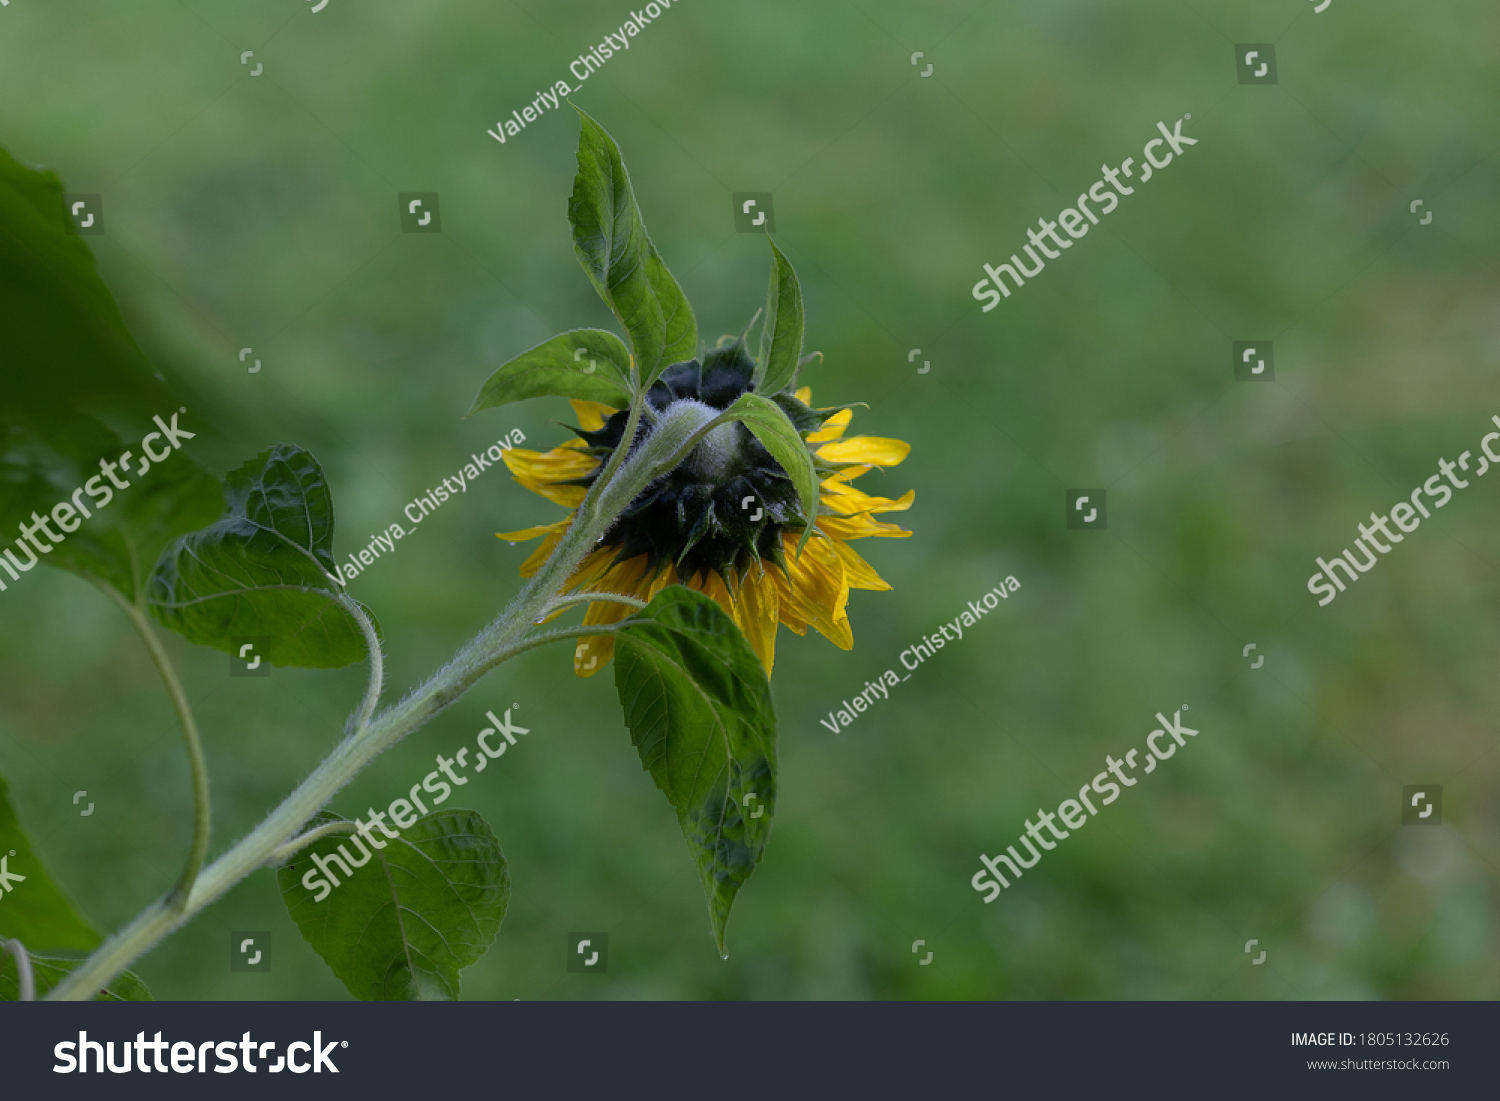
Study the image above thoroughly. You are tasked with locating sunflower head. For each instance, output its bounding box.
[500,334,912,678]
[469,107,917,963]
[574,336,825,581]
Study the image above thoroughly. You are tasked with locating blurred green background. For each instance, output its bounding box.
[2,0,1498,999]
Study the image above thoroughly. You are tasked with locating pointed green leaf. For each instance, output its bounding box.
[753,239,804,395]
[278,810,510,1001]
[0,773,100,953]
[467,328,633,417]
[569,108,697,389]
[0,145,221,603]
[148,444,377,668]
[721,392,819,554]
[613,586,777,957]
[0,952,152,1001]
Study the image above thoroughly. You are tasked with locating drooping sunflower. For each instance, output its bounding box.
[498,337,912,677]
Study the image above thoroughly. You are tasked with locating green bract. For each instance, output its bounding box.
[468,328,634,417]
[754,238,806,396]
[569,110,698,389]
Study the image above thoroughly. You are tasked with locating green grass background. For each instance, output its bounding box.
[1,0,1497,999]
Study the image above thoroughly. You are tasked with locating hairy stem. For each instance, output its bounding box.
[580,392,646,523]
[339,594,384,736]
[537,591,647,620]
[103,586,211,914]
[491,623,622,664]
[270,820,359,866]
[47,414,674,1001]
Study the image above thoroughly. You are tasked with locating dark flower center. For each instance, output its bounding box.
[575,338,827,582]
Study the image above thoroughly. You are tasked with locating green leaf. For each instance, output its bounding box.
[45,455,223,603]
[467,328,633,417]
[753,239,805,395]
[569,108,697,390]
[613,586,777,957]
[0,952,152,1001]
[278,810,510,1001]
[0,773,100,952]
[148,444,376,669]
[0,144,221,603]
[721,392,820,554]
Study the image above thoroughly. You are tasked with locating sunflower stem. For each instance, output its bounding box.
[340,594,385,736]
[492,623,623,664]
[270,820,359,866]
[101,584,211,916]
[48,417,666,1002]
[582,389,648,525]
[538,591,647,619]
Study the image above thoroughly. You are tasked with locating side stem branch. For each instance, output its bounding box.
[104,587,211,914]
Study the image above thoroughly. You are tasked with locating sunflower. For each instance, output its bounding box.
[497,338,912,677]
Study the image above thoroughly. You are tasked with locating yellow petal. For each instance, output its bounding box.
[731,570,779,674]
[777,534,853,649]
[502,446,599,484]
[820,483,915,517]
[495,519,569,543]
[517,527,567,578]
[763,566,809,636]
[572,557,653,678]
[830,539,892,591]
[568,547,636,594]
[819,513,912,541]
[645,562,679,600]
[569,399,617,432]
[795,386,813,405]
[502,443,597,507]
[806,408,853,444]
[695,570,739,626]
[823,464,871,486]
[524,483,587,507]
[816,436,911,467]
[574,634,615,677]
